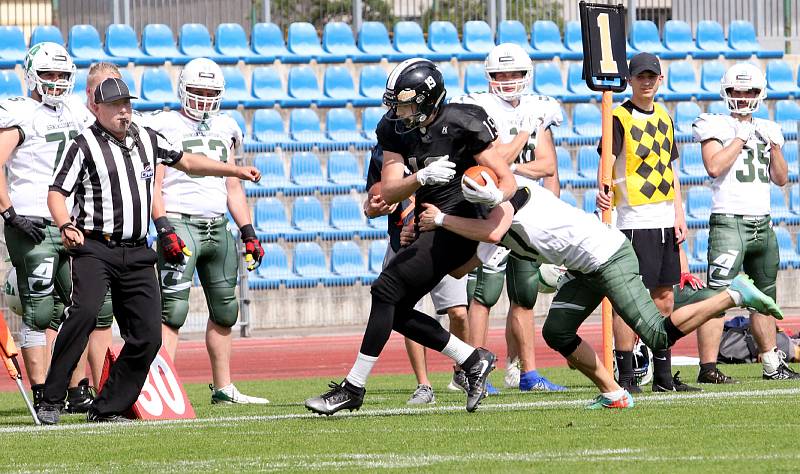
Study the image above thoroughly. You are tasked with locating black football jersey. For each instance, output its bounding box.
[376,103,498,217]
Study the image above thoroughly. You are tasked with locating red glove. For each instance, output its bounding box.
[679,272,705,290]
[154,217,191,265]
[240,224,263,271]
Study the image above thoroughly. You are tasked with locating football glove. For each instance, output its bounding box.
[154,216,191,265]
[734,120,755,142]
[240,224,264,271]
[755,122,785,148]
[2,206,45,244]
[462,172,504,207]
[679,272,705,291]
[416,160,456,186]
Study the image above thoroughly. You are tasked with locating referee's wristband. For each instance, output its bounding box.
[59,222,77,233]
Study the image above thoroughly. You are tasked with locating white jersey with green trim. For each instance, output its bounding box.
[449,92,562,164]
[692,113,780,216]
[148,110,242,217]
[478,176,627,274]
[0,94,93,218]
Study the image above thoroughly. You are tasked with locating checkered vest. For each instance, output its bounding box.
[613,103,675,206]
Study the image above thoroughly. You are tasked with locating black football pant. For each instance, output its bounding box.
[43,239,162,416]
[362,227,477,357]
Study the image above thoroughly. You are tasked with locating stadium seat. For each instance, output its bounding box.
[358,22,407,62]
[254,197,296,241]
[216,23,270,64]
[696,21,740,59]
[288,22,337,63]
[251,22,292,63]
[368,240,388,274]
[674,102,702,142]
[222,110,248,142]
[551,106,577,145]
[583,189,598,214]
[630,20,667,57]
[464,63,488,94]
[706,101,729,116]
[699,61,726,101]
[290,109,335,151]
[285,65,323,108]
[533,62,568,100]
[661,21,692,59]
[179,23,237,64]
[320,66,357,108]
[752,103,771,120]
[784,141,799,181]
[329,196,372,239]
[572,104,602,143]
[30,25,64,46]
[119,68,137,98]
[252,109,293,150]
[729,20,783,59]
[663,61,702,101]
[330,241,371,285]
[142,23,190,64]
[461,20,494,60]
[428,21,470,60]
[774,226,799,269]
[439,62,461,100]
[326,109,372,151]
[72,69,88,102]
[575,146,599,188]
[250,66,289,108]
[289,151,332,196]
[771,186,797,225]
[251,243,296,289]
[496,20,535,55]
[327,151,366,191]
[394,21,448,61]
[362,107,384,142]
[323,22,379,63]
[290,242,331,287]
[680,143,707,185]
[355,65,388,107]
[690,229,709,272]
[560,190,578,207]
[790,183,800,214]
[566,63,600,102]
[105,24,164,66]
[0,26,27,68]
[367,212,388,234]
[291,197,336,241]
[775,100,800,140]
[67,25,127,68]
[138,67,179,110]
[765,60,797,100]
[0,70,23,98]
[562,21,584,60]
[686,187,712,227]
[556,147,579,187]
[221,66,262,108]
[530,20,568,59]
[248,153,292,196]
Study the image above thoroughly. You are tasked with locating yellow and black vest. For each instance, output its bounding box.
[613,103,675,206]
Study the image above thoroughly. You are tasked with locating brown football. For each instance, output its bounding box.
[463,165,498,187]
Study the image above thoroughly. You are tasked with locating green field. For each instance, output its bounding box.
[1,365,799,473]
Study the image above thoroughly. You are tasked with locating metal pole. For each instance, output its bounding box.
[784,0,792,54]
[263,0,271,24]
[353,0,363,35]
[113,0,120,25]
[123,0,130,26]
[627,0,636,35]
[488,0,497,37]
[498,0,506,23]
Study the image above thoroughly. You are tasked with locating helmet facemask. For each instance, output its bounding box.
[488,71,531,102]
[179,85,223,121]
[34,70,75,106]
[23,43,76,107]
[721,87,764,115]
[383,87,445,133]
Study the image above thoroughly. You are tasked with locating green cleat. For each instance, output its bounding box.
[729,275,783,320]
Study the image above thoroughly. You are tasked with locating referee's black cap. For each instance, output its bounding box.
[94,77,138,104]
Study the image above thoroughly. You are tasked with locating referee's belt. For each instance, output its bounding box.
[84,231,147,248]
[165,212,226,223]
[22,216,55,227]
[714,213,769,222]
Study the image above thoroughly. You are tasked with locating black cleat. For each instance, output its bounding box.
[31,384,45,412]
[37,403,62,425]
[65,378,95,414]
[305,380,365,416]
[653,371,702,392]
[697,367,738,384]
[86,409,132,423]
[620,383,642,394]
[763,361,800,380]
[463,348,496,413]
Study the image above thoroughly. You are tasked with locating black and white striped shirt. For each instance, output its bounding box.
[50,122,183,241]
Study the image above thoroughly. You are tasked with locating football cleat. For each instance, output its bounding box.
[305,380,365,416]
[697,367,738,384]
[519,371,567,392]
[210,384,269,405]
[407,384,435,405]
[463,347,496,412]
[64,378,95,413]
[86,409,132,423]
[729,274,783,319]
[504,357,521,388]
[447,367,468,393]
[36,404,61,425]
[763,352,800,380]
[652,371,702,392]
[485,381,500,396]
[586,391,634,410]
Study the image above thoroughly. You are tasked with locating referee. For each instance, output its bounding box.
[36,78,261,424]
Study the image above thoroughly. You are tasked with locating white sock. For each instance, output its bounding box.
[761,346,780,373]
[441,335,475,366]
[345,353,378,388]
[603,388,627,401]
[726,288,742,306]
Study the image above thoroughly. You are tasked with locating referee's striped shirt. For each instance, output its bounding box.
[50,122,183,242]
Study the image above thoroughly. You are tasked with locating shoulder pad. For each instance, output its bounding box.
[0,97,35,129]
[692,113,733,143]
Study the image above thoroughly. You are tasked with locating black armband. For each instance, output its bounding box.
[1,206,16,222]
[239,223,257,241]
[153,216,175,235]
[59,222,77,233]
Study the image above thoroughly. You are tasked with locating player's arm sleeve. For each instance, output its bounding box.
[49,140,85,196]
[365,145,383,190]
[460,105,499,155]
[375,117,404,155]
[0,100,26,144]
[542,98,563,130]
[692,114,722,145]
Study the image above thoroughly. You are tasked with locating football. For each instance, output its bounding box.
[4,269,22,316]
[463,165,498,187]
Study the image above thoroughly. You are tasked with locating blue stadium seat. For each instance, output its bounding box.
[566,63,599,103]
[320,66,357,108]
[729,20,782,59]
[251,243,296,289]
[771,186,797,224]
[285,65,323,108]
[254,197,296,241]
[496,21,535,55]
[119,68,137,99]
[551,106,576,145]
[690,229,709,272]
[686,187,712,228]
[327,151,366,191]
[330,241,371,285]
[572,104,602,144]
[575,146,599,188]
[179,23,237,64]
[774,226,799,269]
[358,22,406,62]
[355,65,387,107]
[250,66,289,108]
[247,153,292,196]
[367,212,388,234]
[560,190,578,207]
[680,143,708,185]
[329,196,372,240]
[326,109,372,151]
[368,240,388,274]
[72,69,88,102]
[533,62,568,100]
[556,147,579,187]
[776,100,800,140]
[765,60,797,100]
[0,26,27,68]
[68,25,126,67]
[292,242,337,287]
[464,63,488,94]
[562,21,584,60]
[663,61,702,101]
[661,21,692,59]
[221,66,262,108]
[291,197,335,241]
[461,20,493,60]
[706,101,729,116]
[439,62,461,100]
[394,21,448,61]
[30,25,64,46]
[362,107,384,143]
[288,22,337,63]
[252,109,293,151]
[0,70,23,98]
[142,24,190,64]
[290,109,335,151]
[105,24,164,65]
[251,23,292,63]
[784,141,799,181]
[530,20,568,59]
[790,183,800,214]
[630,20,667,57]
[696,21,740,59]
[216,23,270,64]
[583,189,598,214]
[752,103,771,120]
[289,152,331,196]
[323,22,379,63]
[428,21,470,60]
[674,102,702,142]
[222,110,249,145]
[699,61,726,101]
[138,67,178,110]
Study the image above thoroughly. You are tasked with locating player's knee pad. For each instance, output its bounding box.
[206,286,238,328]
[472,267,504,308]
[506,262,539,309]
[161,292,191,330]
[23,296,57,332]
[542,318,582,357]
[371,272,405,305]
[19,324,46,349]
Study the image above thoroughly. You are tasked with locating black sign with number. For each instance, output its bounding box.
[580,2,629,92]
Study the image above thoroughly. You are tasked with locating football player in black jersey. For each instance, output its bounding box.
[305,59,517,415]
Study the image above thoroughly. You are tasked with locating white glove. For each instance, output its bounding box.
[462,172,504,207]
[416,160,456,186]
[755,122,785,148]
[517,112,542,135]
[734,120,755,142]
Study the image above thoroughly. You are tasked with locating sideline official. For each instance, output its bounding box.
[36,78,260,424]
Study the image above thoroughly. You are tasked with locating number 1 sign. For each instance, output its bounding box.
[579,2,629,92]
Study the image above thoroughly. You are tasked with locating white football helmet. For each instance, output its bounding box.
[23,42,76,106]
[484,43,532,101]
[178,58,225,121]
[4,269,22,317]
[720,63,766,115]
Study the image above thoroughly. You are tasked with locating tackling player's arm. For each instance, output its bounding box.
[418,201,514,244]
[512,128,557,181]
[474,142,517,201]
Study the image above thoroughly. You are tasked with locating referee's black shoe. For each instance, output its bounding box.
[86,409,132,423]
[653,371,702,392]
[464,347,496,412]
[305,380,365,416]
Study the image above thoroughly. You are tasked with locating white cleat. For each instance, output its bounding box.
[210,384,270,404]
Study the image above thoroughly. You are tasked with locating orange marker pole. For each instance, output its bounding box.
[600,90,614,374]
[0,311,40,424]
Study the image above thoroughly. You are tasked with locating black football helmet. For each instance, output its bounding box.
[383,58,446,133]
